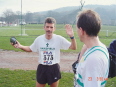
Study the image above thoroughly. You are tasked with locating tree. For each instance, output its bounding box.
[0,17,5,22]
[25,11,33,23]
[16,11,21,19]
[3,9,16,26]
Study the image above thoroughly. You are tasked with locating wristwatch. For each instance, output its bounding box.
[70,36,74,39]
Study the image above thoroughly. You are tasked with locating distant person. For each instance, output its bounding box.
[11,17,77,87]
[69,10,109,87]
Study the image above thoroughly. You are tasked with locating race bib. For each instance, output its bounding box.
[41,50,55,65]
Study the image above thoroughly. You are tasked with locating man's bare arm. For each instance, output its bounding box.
[11,41,32,52]
[65,24,77,50]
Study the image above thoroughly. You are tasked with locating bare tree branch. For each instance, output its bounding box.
[80,0,85,11]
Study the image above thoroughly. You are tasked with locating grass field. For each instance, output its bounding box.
[0,24,116,52]
[0,24,116,37]
[0,24,116,87]
[0,68,116,87]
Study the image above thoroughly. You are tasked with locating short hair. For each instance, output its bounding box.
[44,17,56,26]
[77,9,101,36]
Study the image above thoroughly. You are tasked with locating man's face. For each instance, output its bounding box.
[77,26,80,37]
[77,26,82,42]
[44,23,55,36]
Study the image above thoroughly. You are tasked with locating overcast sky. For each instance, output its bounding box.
[0,0,116,16]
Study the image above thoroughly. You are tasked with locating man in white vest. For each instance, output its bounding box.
[74,9,109,87]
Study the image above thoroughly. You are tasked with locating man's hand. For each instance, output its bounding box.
[11,41,32,52]
[11,41,22,49]
[65,24,77,50]
[65,24,74,37]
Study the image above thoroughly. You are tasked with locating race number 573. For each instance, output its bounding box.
[44,55,53,60]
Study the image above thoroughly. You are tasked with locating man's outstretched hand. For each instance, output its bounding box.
[65,24,74,37]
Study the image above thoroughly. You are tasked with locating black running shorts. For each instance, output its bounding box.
[36,63,61,85]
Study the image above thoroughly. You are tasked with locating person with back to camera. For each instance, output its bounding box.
[68,9,109,87]
[11,17,77,87]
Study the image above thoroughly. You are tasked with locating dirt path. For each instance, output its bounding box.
[0,50,78,73]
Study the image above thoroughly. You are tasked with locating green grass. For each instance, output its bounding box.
[0,24,116,87]
[0,36,114,52]
[0,68,116,87]
[1,35,113,52]
[0,68,74,87]
[0,24,116,37]
[0,24,115,52]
